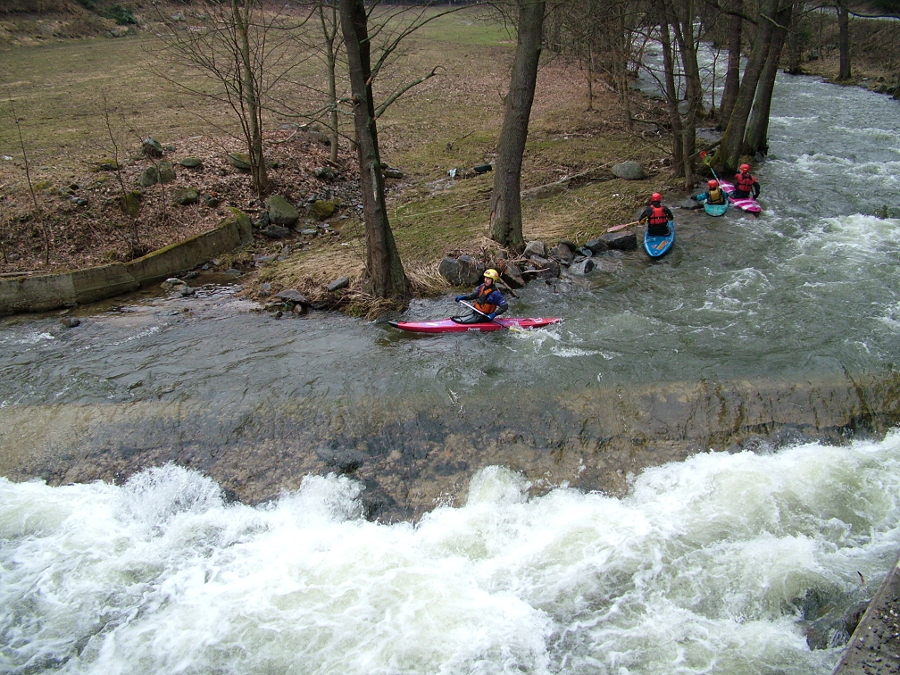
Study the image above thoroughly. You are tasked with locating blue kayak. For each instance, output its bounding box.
[702,200,728,217]
[644,221,675,257]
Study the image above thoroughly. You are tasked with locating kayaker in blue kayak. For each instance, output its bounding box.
[638,193,674,236]
[691,179,728,206]
[732,164,761,199]
[454,269,509,324]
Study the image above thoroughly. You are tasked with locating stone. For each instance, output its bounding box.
[172,187,199,206]
[611,160,646,180]
[228,153,252,170]
[524,240,546,257]
[260,224,292,239]
[139,166,159,187]
[157,161,176,184]
[584,237,610,254]
[142,137,164,158]
[309,199,338,220]
[179,157,203,168]
[266,195,299,227]
[327,277,350,292]
[275,289,308,305]
[603,230,638,251]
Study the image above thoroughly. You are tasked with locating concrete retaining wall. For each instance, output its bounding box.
[0,208,252,317]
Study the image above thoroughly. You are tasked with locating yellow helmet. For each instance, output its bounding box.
[483,269,500,281]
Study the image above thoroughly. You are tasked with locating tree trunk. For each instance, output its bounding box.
[716,0,779,172]
[657,4,685,179]
[318,4,341,164]
[838,2,851,80]
[233,0,268,197]
[670,0,702,188]
[339,0,410,301]
[489,0,545,252]
[745,1,793,154]
[719,0,743,127]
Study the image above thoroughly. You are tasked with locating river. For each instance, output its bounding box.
[2,70,900,673]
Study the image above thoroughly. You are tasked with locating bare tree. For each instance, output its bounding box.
[490,0,546,251]
[151,0,310,198]
[339,0,410,301]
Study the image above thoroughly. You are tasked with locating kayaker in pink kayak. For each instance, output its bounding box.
[732,164,761,199]
[454,269,509,324]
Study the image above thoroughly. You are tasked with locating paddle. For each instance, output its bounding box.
[699,151,728,197]
[456,299,523,332]
[607,220,640,233]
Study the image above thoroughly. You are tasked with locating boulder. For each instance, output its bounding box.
[611,161,646,180]
[179,157,203,168]
[569,259,595,275]
[228,153,252,170]
[309,199,338,220]
[266,195,299,227]
[583,237,610,254]
[142,137,163,158]
[438,255,484,286]
[548,243,575,265]
[603,230,638,251]
[157,161,176,184]
[524,240,546,258]
[327,277,350,292]
[172,187,199,206]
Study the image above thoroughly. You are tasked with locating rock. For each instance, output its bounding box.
[524,240,546,258]
[275,289,308,305]
[500,262,526,289]
[327,276,350,292]
[266,195,299,227]
[603,230,638,250]
[309,199,338,220]
[548,243,575,265]
[584,237,610,254]
[527,255,560,279]
[157,161,176,184]
[139,166,159,187]
[120,191,141,218]
[611,160,646,180]
[204,194,221,208]
[315,166,338,180]
[172,187,199,205]
[179,157,203,168]
[91,158,119,172]
[569,259,595,275]
[228,153,252,170]
[60,317,80,328]
[438,254,484,286]
[260,224,292,239]
[382,165,404,179]
[161,278,186,290]
[142,137,164,158]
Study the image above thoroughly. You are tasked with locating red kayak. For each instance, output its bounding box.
[389,317,561,333]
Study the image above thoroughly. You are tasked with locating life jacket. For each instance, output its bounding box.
[647,205,668,226]
[734,172,756,193]
[473,284,500,314]
[707,187,726,204]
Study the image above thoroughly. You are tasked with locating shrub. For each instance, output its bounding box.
[104,4,137,25]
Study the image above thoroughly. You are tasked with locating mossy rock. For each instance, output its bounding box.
[91,158,119,172]
[158,161,176,184]
[172,187,199,206]
[228,153,252,170]
[309,199,339,220]
[180,157,203,168]
[120,190,141,218]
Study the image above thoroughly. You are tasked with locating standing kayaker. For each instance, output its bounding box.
[454,269,509,324]
[638,192,674,237]
[732,164,761,199]
[691,179,728,206]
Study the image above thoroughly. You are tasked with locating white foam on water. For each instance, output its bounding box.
[3,434,900,675]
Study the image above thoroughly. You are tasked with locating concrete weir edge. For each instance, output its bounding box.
[0,208,252,316]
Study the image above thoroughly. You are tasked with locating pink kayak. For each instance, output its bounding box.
[718,179,762,214]
[389,317,561,333]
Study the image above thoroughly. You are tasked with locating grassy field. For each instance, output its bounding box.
[0,5,679,307]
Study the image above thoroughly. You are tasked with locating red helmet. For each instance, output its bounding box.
[740,163,750,172]
[707,179,718,189]
[651,192,662,202]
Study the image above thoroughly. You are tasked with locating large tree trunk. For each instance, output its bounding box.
[719,0,743,126]
[233,0,268,197]
[745,1,793,154]
[670,0,702,188]
[716,0,780,172]
[489,0,545,252]
[340,0,410,301]
[837,1,852,80]
[657,4,685,179]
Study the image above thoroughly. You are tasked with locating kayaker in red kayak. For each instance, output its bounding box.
[732,164,761,199]
[454,269,509,324]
